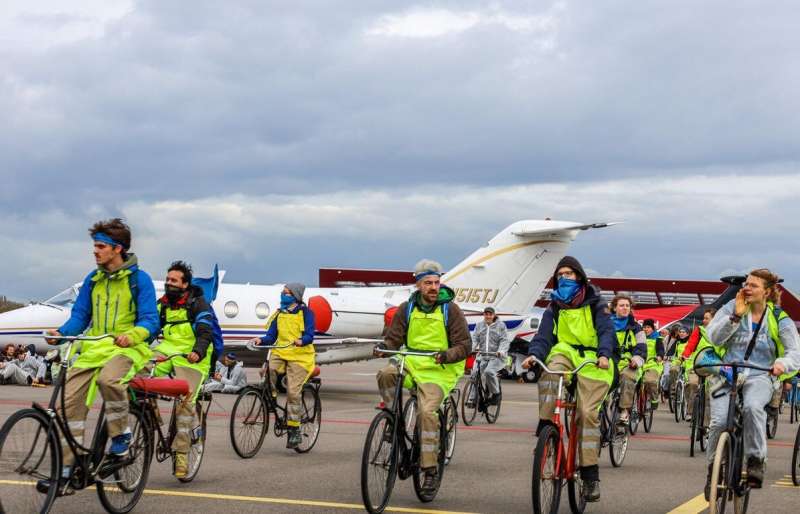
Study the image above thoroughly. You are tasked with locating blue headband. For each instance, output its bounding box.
[414,270,441,281]
[93,232,124,248]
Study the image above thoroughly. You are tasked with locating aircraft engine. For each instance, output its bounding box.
[307,295,333,333]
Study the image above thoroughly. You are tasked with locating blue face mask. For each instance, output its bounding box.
[550,277,581,303]
[610,314,628,332]
[280,293,295,309]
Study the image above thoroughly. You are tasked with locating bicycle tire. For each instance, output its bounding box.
[411,411,445,503]
[0,409,60,514]
[609,403,628,468]
[766,411,778,440]
[690,393,702,457]
[629,388,641,436]
[443,396,457,465]
[532,424,562,514]
[643,394,654,433]
[485,386,501,424]
[295,384,322,453]
[96,404,152,514]
[360,410,398,514]
[674,382,683,423]
[709,431,731,514]
[229,388,269,459]
[178,399,208,483]
[460,380,479,426]
[791,423,800,486]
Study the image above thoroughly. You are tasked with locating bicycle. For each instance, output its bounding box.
[128,353,211,482]
[788,376,800,425]
[229,342,322,458]
[443,389,459,466]
[766,398,780,440]
[792,413,800,486]
[528,357,595,514]
[598,386,629,467]
[629,378,654,435]
[671,367,687,423]
[460,351,503,425]
[0,334,151,514]
[689,378,709,457]
[699,361,774,514]
[360,349,454,514]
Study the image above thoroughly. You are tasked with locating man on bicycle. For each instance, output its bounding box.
[248,283,315,449]
[375,259,470,493]
[151,261,214,478]
[610,294,647,425]
[42,218,158,493]
[703,269,800,497]
[641,319,664,409]
[468,306,509,406]
[523,256,615,502]
[681,308,716,422]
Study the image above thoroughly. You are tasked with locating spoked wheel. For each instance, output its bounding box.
[690,394,702,457]
[567,474,586,514]
[229,388,269,459]
[609,404,629,468]
[443,396,457,465]
[531,424,562,514]
[485,386,502,424]
[0,409,60,514]
[629,389,641,436]
[178,399,208,483]
[709,432,731,514]
[791,424,800,486]
[674,382,684,423]
[766,411,778,440]
[360,410,398,514]
[411,414,445,503]
[460,380,478,426]
[295,385,322,453]
[643,393,654,433]
[96,405,153,514]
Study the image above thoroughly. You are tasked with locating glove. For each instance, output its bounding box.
[720,365,733,385]
[373,343,387,357]
[435,351,448,364]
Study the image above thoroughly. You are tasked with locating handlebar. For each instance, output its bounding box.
[150,353,188,364]
[26,332,113,345]
[377,349,439,358]
[474,351,503,357]
[695,361,774,373]
[524,356,597,376]
[246,341,293,352]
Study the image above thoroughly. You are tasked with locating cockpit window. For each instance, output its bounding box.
[45,286,79,308]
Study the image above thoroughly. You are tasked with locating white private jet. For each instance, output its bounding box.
[0,219,615,366]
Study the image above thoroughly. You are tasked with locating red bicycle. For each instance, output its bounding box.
[529,357,595,514]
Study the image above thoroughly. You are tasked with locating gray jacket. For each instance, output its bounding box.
[215,361,247,389]
[12,355,46,381]
[708,299,800,376]
[471,319,510,356]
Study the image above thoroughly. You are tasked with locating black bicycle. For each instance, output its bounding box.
[460,351,503,425]
[671,366,687,423]
[629,377,655,435]
[689,378,709,457]
[598,387,628,467]
[700,361,774,514]
[360,349,454,514]
[229,342,322,458]
[0,334,151,514]
[128,353,211,482]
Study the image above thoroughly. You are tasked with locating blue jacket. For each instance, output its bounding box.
[259,304,316,346]
[528,284,616,361]
[59,257,159,340]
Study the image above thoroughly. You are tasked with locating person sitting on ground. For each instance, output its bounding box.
[1,344,46,385]
[203,353,247,394]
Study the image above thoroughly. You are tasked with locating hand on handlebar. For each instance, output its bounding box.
[115,334,132,348]
[772,361,787,377]
[187,352,200,363]
[434,351,447,365]
[373,343,387,358]
[597,356,609,369]
[46,329,63,345]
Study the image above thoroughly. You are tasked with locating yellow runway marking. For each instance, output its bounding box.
[0,480,477,514]
[666,493,707,514]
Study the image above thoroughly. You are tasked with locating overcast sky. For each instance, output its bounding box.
[2,1,799,301]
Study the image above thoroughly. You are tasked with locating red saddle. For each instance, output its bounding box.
[129,377,190,398]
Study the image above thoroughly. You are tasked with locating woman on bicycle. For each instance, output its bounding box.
[523,256,616,503]
[468,306,509,406]
[611,294,647,425]
[703,269,800,496]
[641,319,664,409]
[681,308,716,422]
[667,324,690,400]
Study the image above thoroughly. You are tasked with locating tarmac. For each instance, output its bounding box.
[0,359,798,513]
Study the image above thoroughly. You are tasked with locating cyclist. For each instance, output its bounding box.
[641,319,664,409]
[41,218,158,494]
[611,294,646,425]
[667,324,690,399]
[151,261,214,478]
[703,269,800,497]
[467,306,509,406]
[248,283,315,449]
[681,308,716,422]
[375,259,470,493]
[523,256,615,502]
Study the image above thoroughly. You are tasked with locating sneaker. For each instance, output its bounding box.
[421,468,438,493]
[109,430,132,457]
[582,479,600,502]
[746,457,764,489]
[286,427,302,449]
[487,394,500,406]
[174,452,188,478]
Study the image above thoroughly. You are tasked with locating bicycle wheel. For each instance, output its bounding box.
[96,405,152,514]
[443,396,457,465]
[460,380,478,426]
[485,386,501,424]
[629,389,641,436]
[766,411,778,440]
[674,382,684,423]
[0,409,60,514]
[567,474,586,514]
[733,487,750,514]
[178,399,208,483]
[411,411,445,503]
[295,385,322,453]
[532,424,562,514]
[791,423,800,486]
[791,386,797,424]
[643,394,654,433]
[229,388,269,459]
[609,404,628,468]
[360,410,398,514]
[690,394,701,457]
[709,432,731,514]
